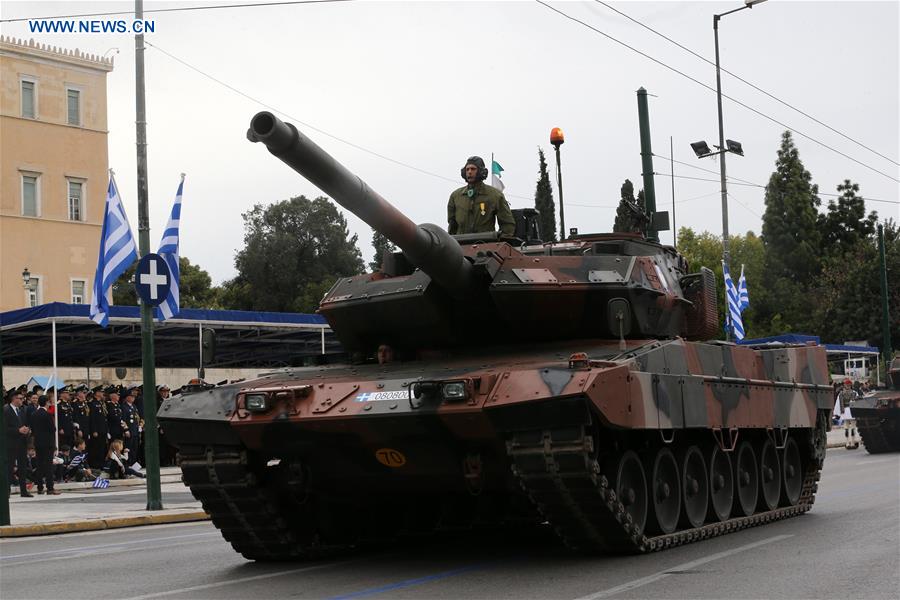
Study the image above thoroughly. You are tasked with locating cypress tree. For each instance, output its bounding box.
[758,131,822,332]
[534,147,557,242]
[614,179,647,234]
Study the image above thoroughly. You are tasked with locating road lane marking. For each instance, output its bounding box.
[0,538,224,567]
[0,532,219,560]
[574,534,793,599]
[123,560,354,599]
[327,564,487,599]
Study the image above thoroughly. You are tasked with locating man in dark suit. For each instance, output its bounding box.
[29,396,59,495]
[4,390,33,497]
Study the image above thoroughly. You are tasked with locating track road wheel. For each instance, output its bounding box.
[733,440,758,517]
[707,444,733,522]
[679,445,709,529]
[612,450,648,536]
[758,438,782,512]
[780,437,803,506]
[647,447,680,535]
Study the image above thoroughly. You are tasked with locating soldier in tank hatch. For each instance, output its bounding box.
[447,156,515,237]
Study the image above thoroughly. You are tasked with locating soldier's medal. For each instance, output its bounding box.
[480,202,486,216]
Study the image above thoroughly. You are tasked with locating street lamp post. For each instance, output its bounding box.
[693,0,766,340]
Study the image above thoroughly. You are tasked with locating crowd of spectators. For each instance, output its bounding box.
[3,381,181,497]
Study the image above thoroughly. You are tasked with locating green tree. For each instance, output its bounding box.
[813,219,899,348]
[112,256,221,309]
[676,227,767,338]
[369,230,396,271]
[534,147,557,242]
[817,179,878,254]
[758,131,822,333]
[222,195,364,313]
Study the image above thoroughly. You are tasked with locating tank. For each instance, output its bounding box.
[157,112,833,560]
[851,357,900,453]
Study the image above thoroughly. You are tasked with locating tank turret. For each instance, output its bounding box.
[248,112,718,354]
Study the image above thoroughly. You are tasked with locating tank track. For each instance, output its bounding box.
[506,424,823,553]
[180,447,351,561]
[856,417,900,454]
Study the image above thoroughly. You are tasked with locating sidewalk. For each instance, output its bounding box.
[1,467,208,538]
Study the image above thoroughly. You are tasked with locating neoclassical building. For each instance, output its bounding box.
[0,36,114,311]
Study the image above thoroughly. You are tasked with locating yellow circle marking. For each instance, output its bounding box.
[375,448,406,468]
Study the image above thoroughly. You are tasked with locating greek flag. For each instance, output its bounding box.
[154,175,185,322]
[89,173,138,327]
[722,262,746,341]
[491,158,505,191]
[737,264,750,312]
[92,478,110,489]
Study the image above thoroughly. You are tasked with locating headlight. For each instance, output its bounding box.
[245,394,268,412]
[441,381,468,401]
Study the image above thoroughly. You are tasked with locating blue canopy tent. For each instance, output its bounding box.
[0,302,341,371]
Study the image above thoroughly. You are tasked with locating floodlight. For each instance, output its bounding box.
[691,141,713,158]
[726,139,744,156]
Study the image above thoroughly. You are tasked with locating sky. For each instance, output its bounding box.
[3,0,898,284]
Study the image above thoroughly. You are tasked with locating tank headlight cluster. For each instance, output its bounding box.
[245,394,268,412]
[441,381,468,401]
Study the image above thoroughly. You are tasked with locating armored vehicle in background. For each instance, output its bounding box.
[157,112,832,560]
[851,357,900,453]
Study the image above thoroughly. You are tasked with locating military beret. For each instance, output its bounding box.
[104,385,119,394]
[91,385,104,393]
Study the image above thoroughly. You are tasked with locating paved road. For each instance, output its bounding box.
[1,448,897,599]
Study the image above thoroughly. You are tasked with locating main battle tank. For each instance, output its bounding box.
[851,357,900,453]
[158,112,833,560]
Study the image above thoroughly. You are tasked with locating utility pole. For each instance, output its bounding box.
[670,136,676,249]
[135,0,162,510]
[878,223,893,374]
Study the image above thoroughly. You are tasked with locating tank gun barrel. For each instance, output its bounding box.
[248,112,475,296]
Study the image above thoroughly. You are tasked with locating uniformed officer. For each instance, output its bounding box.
[447,156,515,237]
[71,385,90,442]
[56,386,75,448]
[105,386,126,443]
[87,386,109,468]
[121,389,141,462]
[838,379,860,450]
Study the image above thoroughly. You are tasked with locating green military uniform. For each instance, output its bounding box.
[447,182,516,236]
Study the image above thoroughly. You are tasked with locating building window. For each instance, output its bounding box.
[22,173,39,217]
[71,280,86,304]
[68,179,84,221]
[27,276,42,307]
[21,79,36,118]
[67,88,81,125]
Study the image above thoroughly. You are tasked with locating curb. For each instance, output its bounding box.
[0,510,209,538]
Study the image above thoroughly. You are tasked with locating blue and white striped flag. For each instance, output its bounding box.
[89,173,138,327]
[722,262,746,341]
[154,175,185,322]
[737,264,750,312]
[92,477,110,489]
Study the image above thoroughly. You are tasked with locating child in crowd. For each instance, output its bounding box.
[103,439,145,479]
[64,439,95,482]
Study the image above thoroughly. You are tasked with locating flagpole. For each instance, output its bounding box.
[135,0,162,511]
